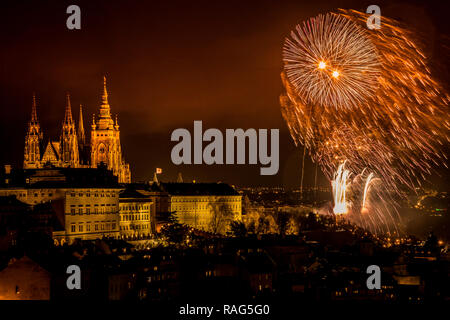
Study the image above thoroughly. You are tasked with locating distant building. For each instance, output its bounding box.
[0,256,51,300]
[119,188,155,239]
[119,183,170,233]
[0,167,121,244]
[23,77,131,183]
[238,250,275,296]
[161,182,242,234]
[0,196,29,251]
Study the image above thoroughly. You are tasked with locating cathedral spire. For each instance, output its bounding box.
[64,93,73,123]
[97,76,114,128]
[31,93,38,123]
[24,93,43,169]
[102,76,109,106]
[78,104,86,145]
[61,93,79,167]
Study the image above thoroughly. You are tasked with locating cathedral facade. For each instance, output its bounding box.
[24,77,131,183]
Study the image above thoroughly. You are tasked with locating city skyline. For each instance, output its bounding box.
[23,76,131,183]
[0,0,448,306]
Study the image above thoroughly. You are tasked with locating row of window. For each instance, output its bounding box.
[31,192,53,198]
[172,204,240,211]
[95,133,114,137]
[171,197,240,203]
[7,191,117,199]
[70,203,116,207]
[120,205,150,211]
[70,191,116,198]
[147,273,176,283]
[69,208,116,215]
[70,221,116,233]
[120,224,150,231]
[121,214,149,221]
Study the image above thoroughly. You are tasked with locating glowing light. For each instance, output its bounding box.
[362,172,374,209]
[332,162,350,215]
[283,12,380,110]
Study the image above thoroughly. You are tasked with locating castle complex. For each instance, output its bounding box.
[8,77,242,241]
[23,77,131,183]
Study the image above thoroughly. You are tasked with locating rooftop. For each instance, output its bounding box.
[0,167,120,189]
[160,182,239,196]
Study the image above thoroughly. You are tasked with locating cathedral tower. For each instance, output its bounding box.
[78,104,86,147]
[24,94,43,168]
[91,77,131,183]
[60,93,79,167]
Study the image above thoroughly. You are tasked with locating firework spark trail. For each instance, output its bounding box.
[332,162,350,215]
[281,10,449,191]
[337,167,399,235]
[283,13,381,111]
[300,146,306,199]
[280,10,449,233]
[362,172,374,209]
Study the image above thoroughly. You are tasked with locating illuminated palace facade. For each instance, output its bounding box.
[23,77,131,183]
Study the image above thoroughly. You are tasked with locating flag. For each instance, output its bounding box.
[156,168,162,174]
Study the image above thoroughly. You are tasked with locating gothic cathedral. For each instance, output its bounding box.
[23,77,131,183]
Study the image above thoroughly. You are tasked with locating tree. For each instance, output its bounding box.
[160,223,189,245]
[159,210,190,245]
[275,211,290,236]
[208,197,235,234]
[229,221,247,238]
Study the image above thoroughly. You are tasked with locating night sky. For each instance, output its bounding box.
[1,0,449,188]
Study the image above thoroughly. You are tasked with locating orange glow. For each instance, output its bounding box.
[318,61,326,69]
[332,70,340,78]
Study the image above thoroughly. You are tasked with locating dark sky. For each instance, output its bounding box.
[1,0,449,188]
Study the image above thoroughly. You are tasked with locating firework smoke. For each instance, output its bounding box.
[332,164,399,234]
